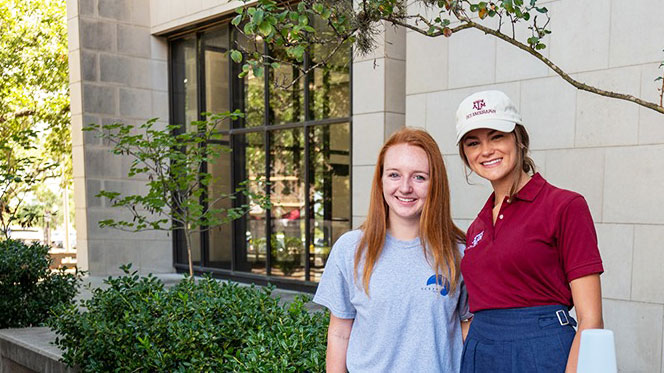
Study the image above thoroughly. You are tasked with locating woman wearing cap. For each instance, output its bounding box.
[314,127,472,372]
[455,90,604,372]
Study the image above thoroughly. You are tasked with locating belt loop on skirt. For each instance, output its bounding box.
[556,309,569,326]
[537,307,577,328]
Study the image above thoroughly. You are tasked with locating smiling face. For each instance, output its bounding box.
[461,128,519,190]
[382,143,430,227]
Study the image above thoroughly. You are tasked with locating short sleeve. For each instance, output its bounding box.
[313,239,357,319]
[456,243,472,320]
[457,276,472,321]
[558,196,604,281]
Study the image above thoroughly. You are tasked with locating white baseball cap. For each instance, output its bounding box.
[455,90,522,144]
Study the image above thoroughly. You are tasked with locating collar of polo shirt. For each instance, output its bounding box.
[513,173,546,202]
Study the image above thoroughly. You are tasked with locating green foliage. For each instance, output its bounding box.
[0,0,69,121]
[254,234,305,276]
[0,0,71,236]
[83,112,270,275]
[233,0,551,77]
[0,125,60,237]
[0,239,81,328]
[232,0,355,78]
[271,234,304,276]
[14,184,74,229]
[233,0,664,113]
[49,267,328,372]
[427,0,551,49]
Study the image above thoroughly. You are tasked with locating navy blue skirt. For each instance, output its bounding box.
[461,305,577,373]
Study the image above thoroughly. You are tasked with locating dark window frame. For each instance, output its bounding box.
[168,19,353,293]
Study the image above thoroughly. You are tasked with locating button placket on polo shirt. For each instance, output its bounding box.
[493,196,512,236]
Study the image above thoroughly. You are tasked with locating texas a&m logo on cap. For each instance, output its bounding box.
[472,99,486,111]
[466,99,496,120]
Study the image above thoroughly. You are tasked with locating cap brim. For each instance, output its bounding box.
[456,119,517,144]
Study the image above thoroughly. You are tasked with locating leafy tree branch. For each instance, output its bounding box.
[84,113,270,276]
[233,0,664,114]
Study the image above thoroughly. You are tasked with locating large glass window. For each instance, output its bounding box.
[309,122,350,282]
[171,35,201,266]
[239,131,266,273]
[169,20,351,290]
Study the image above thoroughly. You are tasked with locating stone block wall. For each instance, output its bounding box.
[149,0,245,34]
[406,0,664,371]
[67,0,172,275]
[351,21,407,228]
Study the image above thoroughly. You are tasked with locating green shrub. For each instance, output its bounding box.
[0,239,82,328]
[49,266,328,372]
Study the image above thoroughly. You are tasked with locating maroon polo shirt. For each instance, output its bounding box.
[461,173,604,313]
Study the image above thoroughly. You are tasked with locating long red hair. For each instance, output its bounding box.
[354,127,465,294]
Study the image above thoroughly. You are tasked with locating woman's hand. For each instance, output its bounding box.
[461,317,472,342]
[566,274,603,373]
[327,314,354,373]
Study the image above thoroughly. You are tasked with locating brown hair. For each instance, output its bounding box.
[457,124,536,198]
[355,127,465,295]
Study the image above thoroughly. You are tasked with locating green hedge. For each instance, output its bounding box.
[0,239,81,328]
[49,266,328,372]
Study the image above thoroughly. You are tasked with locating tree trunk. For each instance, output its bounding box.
[184,230,194,277]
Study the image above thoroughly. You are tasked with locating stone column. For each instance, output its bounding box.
[351,22,406,227]
[67,0,172,275]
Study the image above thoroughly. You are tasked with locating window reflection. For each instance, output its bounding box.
[242,132,267,273]
[208,135,232,269]
[270,129,306,279]
[310,17,351,120]
[202,27,234,269]
[309,123,351,281]
[204,27,230,130]
[171,36,201,266]
[235,33,265,127]
[269,46,305,125]
[183,40,198,128]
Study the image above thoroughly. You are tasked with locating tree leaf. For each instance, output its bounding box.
[231,14,242,26]
[258,21,273,36]
[230,50,243,63]
[254,9,264,25]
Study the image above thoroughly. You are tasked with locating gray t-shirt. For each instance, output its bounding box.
[314,230,471,373]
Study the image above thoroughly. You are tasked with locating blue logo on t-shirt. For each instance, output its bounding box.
[426,274,450,296]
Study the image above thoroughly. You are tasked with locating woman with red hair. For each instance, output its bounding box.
[314,127,471,372]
